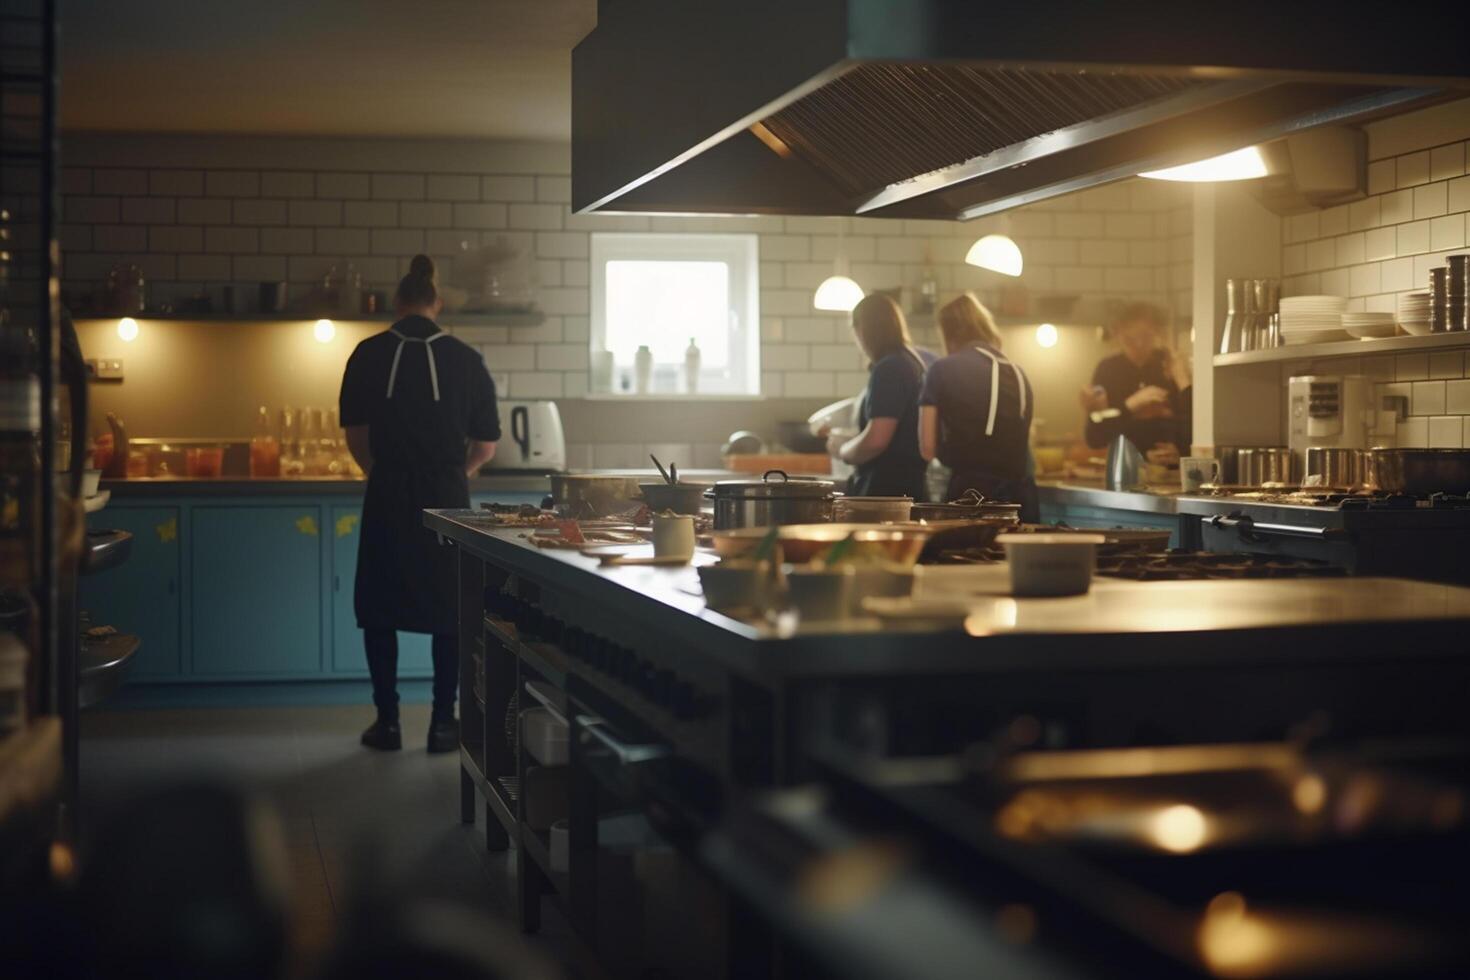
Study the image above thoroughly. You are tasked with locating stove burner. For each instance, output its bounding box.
[1206,487,1470,510]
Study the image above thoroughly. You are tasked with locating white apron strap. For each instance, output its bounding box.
[385,328,448,401]
[971,345,1026,436]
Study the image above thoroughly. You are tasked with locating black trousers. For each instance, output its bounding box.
[364,629,457,720]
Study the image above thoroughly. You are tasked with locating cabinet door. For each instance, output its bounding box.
[79,507,182,680]
[191,507,323,677]
[328,507,432,677]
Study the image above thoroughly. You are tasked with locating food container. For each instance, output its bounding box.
[698,560,775,612]
[651,513,696,561]
[639,482,708,515]
[785,565,854,622]
[707,470,836,530]
[998,533,1105,597]
[185,445,225,478]
[1365,448,1470,495]
[711,523,931,565]
[1303,447,1364,488]
[550,474,644,518]
[832,495,913,524]
[1236,447,1296,486]
[521,707,569,766]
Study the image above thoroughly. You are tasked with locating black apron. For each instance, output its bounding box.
[355,328,467,635]
[944,345,1040,523]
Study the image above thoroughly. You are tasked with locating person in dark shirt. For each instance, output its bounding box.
[919,293,1038,520]
[1080,301,1192,460]
[826,293,937,499]
[339,255,501,753]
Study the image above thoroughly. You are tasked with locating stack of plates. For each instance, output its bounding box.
[1399,292,1432,335]
[1342,311,1398,339]
[1280,295,1349,344]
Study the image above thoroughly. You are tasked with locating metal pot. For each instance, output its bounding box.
[1214,447,1243,485]
[910,489,1023,524]
[1236,447,1296,486]
[707,469,835,530]
[1303,447,1364,488]
[832,495,913,524]
[1365,449,1470,495]
[549,474,644,517]
[639,482,709,515]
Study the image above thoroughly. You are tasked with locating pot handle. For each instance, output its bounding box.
[762,469,789,484]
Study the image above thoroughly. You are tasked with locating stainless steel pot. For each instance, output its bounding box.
[1236,447,1296,486]
[910,490,1023,524]
[1303,447,1365,488]
[1214,446,1243,485]
[707,469,835,530]
[549,474,644,517]
[1366,449,1470,495]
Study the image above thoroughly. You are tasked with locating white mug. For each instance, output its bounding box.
[1180,456,1220,492]
[651,514,696,561]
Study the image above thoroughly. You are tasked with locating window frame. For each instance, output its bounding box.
[588,232,761,397]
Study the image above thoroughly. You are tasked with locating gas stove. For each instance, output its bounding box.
[1196,487,1470,511]
[930,533,1344,581]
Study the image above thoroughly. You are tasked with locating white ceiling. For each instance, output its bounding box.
[59,0,597,140]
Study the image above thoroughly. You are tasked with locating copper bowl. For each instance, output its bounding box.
[709,523,932,566]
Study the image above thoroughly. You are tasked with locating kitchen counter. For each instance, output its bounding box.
[1035,479,1180,515]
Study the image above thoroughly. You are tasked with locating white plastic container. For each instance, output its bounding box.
[651,513,696,561]
[997,533,1105,597]
[520,707,569,766]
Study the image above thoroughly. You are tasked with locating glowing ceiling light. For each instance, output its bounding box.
[1035,323,1058,349]
[1139,145,1268,182]
[1149,804,1209,853]
[965,234,1023,277]
[313,319,336,343]
[813,275,864,312]
[116,317,139,342]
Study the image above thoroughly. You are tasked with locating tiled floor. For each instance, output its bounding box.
[79,703,589,977]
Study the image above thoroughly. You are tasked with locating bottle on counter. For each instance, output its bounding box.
[278,406,304,477]
[684,337,701,394]
[250,405,281,477]
[634,345,653,394]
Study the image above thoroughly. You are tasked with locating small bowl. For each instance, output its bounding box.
[997,533,1105,597]
[698,560,774,612]
[640,482,708,515]
[785,565,855,622]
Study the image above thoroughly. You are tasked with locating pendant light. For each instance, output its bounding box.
[1139,145,1267,182]
[813,218,864,312]
[965,233,1023,278]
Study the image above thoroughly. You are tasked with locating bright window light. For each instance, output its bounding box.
[1035,323,1058,348]
[591,233,760,395]
[1139,146,1267,182]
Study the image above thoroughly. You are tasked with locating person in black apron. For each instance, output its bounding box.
[339,255,501,752]
[918,293,1039,521]
[826,294,937,500]
[1079,301,1192,462]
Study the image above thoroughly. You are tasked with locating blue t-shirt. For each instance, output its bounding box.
[919,344,1032,481]
[851,346,937,498]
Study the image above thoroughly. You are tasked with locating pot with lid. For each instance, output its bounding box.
[707,469,836,530]
[910,489,1023,524]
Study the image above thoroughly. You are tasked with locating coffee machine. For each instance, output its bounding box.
[1287,375,1370,470]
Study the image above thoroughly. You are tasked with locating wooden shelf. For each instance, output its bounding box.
[1215,331,1470,367]
[73,311,545,328]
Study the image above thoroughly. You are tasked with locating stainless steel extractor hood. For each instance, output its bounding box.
[572,0,1470,219]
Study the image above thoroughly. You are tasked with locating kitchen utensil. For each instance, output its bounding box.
[832,495,913,524]
[710,524,931,565]
[669,462,678,484]
[1180,457,1220,492]
[639,482,707,515]
[1213,446,1242,484]
[697,560,773,612]
[1303,447,1364,488]
[650,454,673,484]
[721,430,765,456]
[550,474,644,518]
[998,533,1105,597]
[1365,448,1470,495]
[707,470,836,530]
[1449,254,1468,331]
[597,554,693,567]
[1342,312,1398,339]
[1236,447,1296,486]
[914,519,1011,561]
[490,401,567,471]
[910,490,1023,524]
[1106,435,1145,491]
[785,565,854,622]
[651,514,695,561]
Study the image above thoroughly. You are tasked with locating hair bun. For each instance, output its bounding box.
[408,254,435,279]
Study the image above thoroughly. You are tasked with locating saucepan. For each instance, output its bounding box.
[709,523,931,565]
[1365,448,1470,495]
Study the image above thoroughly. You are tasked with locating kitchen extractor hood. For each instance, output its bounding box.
[572,0,1470,219]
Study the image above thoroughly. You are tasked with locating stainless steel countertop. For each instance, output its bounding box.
[99,468,752,497]
[1035,480,1181,515]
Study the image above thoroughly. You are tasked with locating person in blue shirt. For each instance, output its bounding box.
[919,293,1039,521]
[825,294,937,500]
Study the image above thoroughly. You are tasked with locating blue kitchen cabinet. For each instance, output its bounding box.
[79,506,183,680]
[190,506,324,677]
[328,506,433,677]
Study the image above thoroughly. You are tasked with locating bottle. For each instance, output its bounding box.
[917,247,938,315]
[634,345,653,394]
[340,263,362,318]
[684,338,701,394]
[249,405,281,478]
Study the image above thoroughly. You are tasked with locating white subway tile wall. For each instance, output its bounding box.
[1282,116,1470,448]
[60,159,1190,463]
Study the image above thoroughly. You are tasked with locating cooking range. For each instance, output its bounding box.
[1175,488,1470,584]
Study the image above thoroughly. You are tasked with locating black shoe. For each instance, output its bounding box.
[427,715,459,754]
[361,718,402,751]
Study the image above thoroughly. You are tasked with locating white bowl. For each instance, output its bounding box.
[1345,323,1398,339]
[1400,319,1433,336]
[997,533,1105,597]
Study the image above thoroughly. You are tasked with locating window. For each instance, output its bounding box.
[589,233,760,396]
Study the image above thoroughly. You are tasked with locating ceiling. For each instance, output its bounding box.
[59,0,597,140]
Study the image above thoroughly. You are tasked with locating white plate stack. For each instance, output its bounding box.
[1341,311,1398,339]
[1279,295,1349,344]
[1399,292,1432,335]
